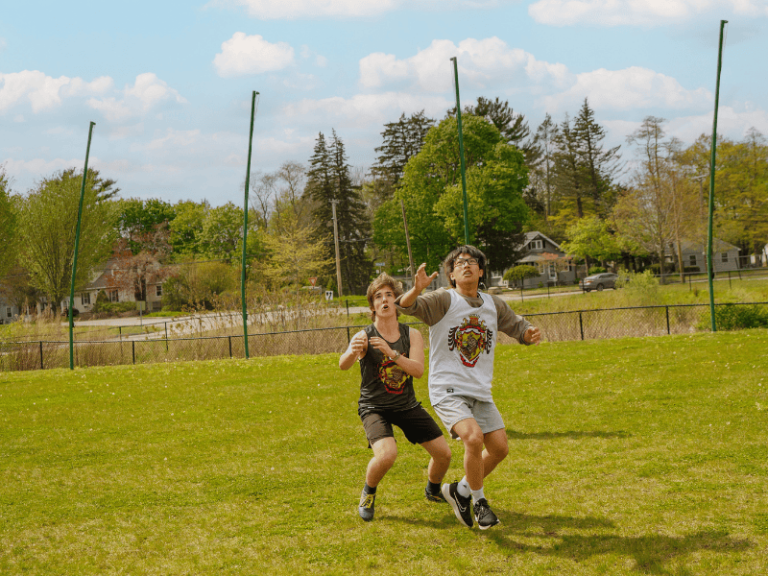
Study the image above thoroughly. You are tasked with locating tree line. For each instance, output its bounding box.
[1,97,766,314]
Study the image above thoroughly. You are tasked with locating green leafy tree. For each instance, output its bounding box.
[374,115,529,274]
[560,215,621,268]
[169,200,209,258]
[16,169,117,313]
[199,202,245,262]
[0,165,17,279]
[116,198,176,254]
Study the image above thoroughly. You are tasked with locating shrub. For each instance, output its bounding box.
[683,266,700,274]
[714,304,768,330]
[503,265,540,287]
[588,266,606,275]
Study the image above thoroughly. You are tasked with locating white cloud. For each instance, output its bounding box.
[359,38,572,93]
[0,71,112,113]
[543,67,712,112]
[87,73,186,122]
[529,0,768,27]
[209,0,511,19]
[283,92,452,125]
[208,0,399,19]
[4,157,85,178]
[143,129,202,151]
[214,32,295,77]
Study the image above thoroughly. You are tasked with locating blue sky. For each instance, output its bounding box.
[2,0,767,206]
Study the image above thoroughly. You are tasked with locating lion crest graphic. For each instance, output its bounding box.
[448,315,493,367]
[379,359,408,394]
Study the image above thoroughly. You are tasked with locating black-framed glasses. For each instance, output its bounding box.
[454,258,479,268]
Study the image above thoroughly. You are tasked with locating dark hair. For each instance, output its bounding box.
[442,245,487,288]
[366,273,403,320]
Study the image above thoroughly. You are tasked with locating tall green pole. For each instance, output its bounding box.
[241,91,258,359]
[706,20,727,332]
[68,121,96,370]
[450,57,470,245]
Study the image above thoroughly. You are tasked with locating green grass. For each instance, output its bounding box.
[510,277,768,315]
[2,331,768,574]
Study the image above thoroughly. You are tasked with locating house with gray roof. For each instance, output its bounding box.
[490,231,577,288]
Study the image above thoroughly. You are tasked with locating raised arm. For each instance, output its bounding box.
[398,263,438,308]
[339,330,368,370]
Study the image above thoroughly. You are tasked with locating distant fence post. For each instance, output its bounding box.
[665,306,670,335]
[39,341,43,370]
[229,336,233,358]
[132,341,136,365]
[578,312,584,340]
[346,327,351,344]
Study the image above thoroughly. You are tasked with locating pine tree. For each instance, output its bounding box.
[371,111,434,202]
[305,131,373,295]
[573,98,621,217]
[553,114,588,219]
[449,97,541,165]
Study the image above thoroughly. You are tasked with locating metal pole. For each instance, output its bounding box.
[40,341,43,370]
[707,20,727,332]
[666,306,670,335]
[331,199,343,299]
[400,199,415,285]
[450,56,470,245]
[579,312,584,340]
[68,121,95,370]
[241,91,259,359]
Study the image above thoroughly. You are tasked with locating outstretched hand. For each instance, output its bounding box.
[524,327,541,345]
[414,263,439,293]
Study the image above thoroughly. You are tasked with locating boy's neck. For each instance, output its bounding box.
[454,282,479,298]
[374,315,399,332]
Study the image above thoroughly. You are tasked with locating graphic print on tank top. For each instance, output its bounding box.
[447,314,494,367]
[378,359,408,394]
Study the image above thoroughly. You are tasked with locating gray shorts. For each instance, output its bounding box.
[432,396,505,440]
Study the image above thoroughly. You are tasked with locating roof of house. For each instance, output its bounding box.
[521,231,562,251]
[665,238,741,255]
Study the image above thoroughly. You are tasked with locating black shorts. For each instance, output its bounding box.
[360,405,444,447]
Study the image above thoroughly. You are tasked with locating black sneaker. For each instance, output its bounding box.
[425,486,447,503]
[358,490,375,522]
[442,482,473,528]
[473,498,500,530]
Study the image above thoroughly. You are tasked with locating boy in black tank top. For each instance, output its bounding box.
[340,273,451,522]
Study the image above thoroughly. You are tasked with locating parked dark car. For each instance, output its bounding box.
[579,273,619,292]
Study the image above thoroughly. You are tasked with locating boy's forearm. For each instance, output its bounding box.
[398,285,421,309]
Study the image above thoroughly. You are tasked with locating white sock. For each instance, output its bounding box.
[471,487,486,503]
[457,477,471,498]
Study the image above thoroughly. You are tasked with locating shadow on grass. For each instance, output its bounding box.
[383,510,615,533]
[506,429,632,440]
[485,512,751,574]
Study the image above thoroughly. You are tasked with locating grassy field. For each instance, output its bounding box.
[2,330,767,575]
[508,276,768,316]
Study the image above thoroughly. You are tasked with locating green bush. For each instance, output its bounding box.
[503,265,540,287]
[684,266,700,273]
[588,266,606,275]
[92,301,136,315]
[714,304,768,330]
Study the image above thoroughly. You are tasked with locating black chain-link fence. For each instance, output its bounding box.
[2,302,767,372]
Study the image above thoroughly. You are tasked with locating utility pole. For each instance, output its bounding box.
[400,199,415,286]
[331,199,343,299]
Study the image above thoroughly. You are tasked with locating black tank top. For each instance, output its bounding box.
[358,323,420,416]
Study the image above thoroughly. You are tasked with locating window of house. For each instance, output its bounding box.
[722,252,728,263]
[689,255,697,266]
[156,284,163,297]
[109,290,119,303]
[81,292,91,306]
[530,240,543,250]
[6,307,11,318]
